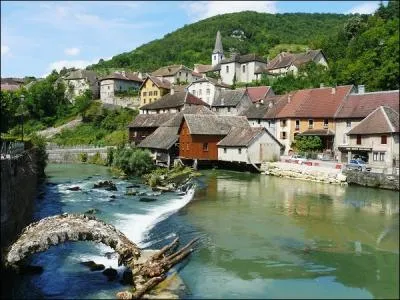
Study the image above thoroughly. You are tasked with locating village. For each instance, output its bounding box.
[2,31,399,175]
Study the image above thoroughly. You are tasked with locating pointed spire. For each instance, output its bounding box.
[213,31,223,54]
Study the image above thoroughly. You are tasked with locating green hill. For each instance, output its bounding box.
[87,11,350,73]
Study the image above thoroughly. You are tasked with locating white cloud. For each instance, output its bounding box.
[64,47,80,56]
[1,45,10,56]
[46,58,98,72]
[182,1,277,21]
[347,2,380,14]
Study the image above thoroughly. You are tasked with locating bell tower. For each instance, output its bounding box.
[212,31,224,66]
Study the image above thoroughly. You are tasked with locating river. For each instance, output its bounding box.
[8,164,399,299]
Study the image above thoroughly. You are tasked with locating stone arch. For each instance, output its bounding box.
[4,214,141,269]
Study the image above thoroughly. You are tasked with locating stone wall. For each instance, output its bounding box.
[47,146,112,163]
[343,170,399,190]
[1,151,38,250]
[261,162,348,185]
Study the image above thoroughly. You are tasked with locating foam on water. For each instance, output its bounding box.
[114,188,195,247]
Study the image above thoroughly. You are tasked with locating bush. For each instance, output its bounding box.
[88,151,105,165]
[30,133,48,180]
[106,147,114,166]
[79,152,88,162]
[112,147,154,176]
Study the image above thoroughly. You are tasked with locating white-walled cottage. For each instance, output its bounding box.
[186,76,230,106]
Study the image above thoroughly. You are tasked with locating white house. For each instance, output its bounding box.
[64,69,99,102]
[211,89,253,116]
[99,71,143,106]
[217,127,283,164]
[151,65,201,84]
[186,76,230,106]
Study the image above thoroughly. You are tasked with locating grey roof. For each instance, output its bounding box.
[183,114,249,135]
[138,126,179,150]
[140,76,172,90]
[151,65,193,77]
[218,127,264,147]
[127,113,176,128]
[240,95,288,119]
[213,31,223,54]
[212,89,248,107]
[65,70,98,84]
[140,91,208,110]
[161,106,215,127]
[100,72,142,83]
[220,53,267,64]
[266,50,325,71]
[188,76,231,88]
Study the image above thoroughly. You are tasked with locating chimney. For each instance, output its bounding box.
[331,87,336,95]
[358,85,365,94]
[320,83,324,88]
[256,102,261,108]
[288,94,291,103]
[260,99,264,104]
[268,101,273,108]
[217,78,222,84]
[121,71,126,77]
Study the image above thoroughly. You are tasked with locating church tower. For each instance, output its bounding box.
[212,31,224,66]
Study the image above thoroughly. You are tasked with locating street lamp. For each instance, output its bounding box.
[20,94,25,142]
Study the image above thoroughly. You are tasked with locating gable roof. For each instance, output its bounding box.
[266,49,325,71]
[140,75,172,90]
[244,86,272,103]
[220,53,267,64]
[212,89,248,107]
[217,127,264,147]
[140,91,208,110]
[188,76,230,88]
[335,90,399,119]
[276,85,353,118]
[127,113,176,128]
[65,70,98,84]
[100,72,143,83]
[138,106,214,150]
[183,114,249,135]
[194,64,214,74]
[151,65,193,77]
[347,106,399,135]
[240,94,288,119]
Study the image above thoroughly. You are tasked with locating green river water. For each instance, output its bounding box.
[9,164,399,299]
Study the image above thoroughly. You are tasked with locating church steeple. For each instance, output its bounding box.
[212,31,224,66]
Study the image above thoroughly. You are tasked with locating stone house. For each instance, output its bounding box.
[211,89,253,116]
[275,85,354,155]
[64,69,99,102]
[151,64,201,85]
[346,106,399,171]
[334,88,399,164]
[186,76,230,106]
[256,49,328,78]
[240,94,288,138]
[1,78,24,92]
[139,75,172,107]
[99,71,143,106]
[139,89,208,115]
[217,127,283,165]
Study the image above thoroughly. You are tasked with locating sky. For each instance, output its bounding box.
[1,1,384,78]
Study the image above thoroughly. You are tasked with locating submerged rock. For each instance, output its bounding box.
[85,208,99,215]
[121,269,133,285]
[126,188,137,196]
[93,181,117,191]
[139,197,157,202]
[105,252,117,259]
[80,261,105,271]
[103,268,118,281]
[110,195,117,199]
[127,184,140,188]
[67,186,81,191]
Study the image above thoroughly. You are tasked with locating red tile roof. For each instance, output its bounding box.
[335,90,399,119]
[347,106,399,135]
[276,85,353,118]
[185,92,209,106]
[245,86,272,103]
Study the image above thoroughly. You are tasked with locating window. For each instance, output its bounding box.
[268,121,271,128]
[324,119,329,129]
[281,132,287,139]
[143,91,147,96]
[242,65,246,73]
[281,120,287,127]
[214,55,216,60]
[206,89,210,95]
[179,72,182,76]
[226,66,229,73]
[257,119,261,124]
[238,148,242,154]
[346,120,352,128]
[199,89,202,95]
[152,83,155,87]
[203,143,208,151]
[192,90,196,96]
[373,152,378,161]
[308,119,314,129]
[295,119,300,130]
[356,135,362,145]
[380,152,385,161]
[223,148,227,154]
[228,107,231,113]
[143,99,146,104]
[343,134,347,144]
[108,86,110,90]
[381,135,387,144]
[149,91,153,96]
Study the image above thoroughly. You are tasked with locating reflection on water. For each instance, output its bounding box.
[176,170,399,299]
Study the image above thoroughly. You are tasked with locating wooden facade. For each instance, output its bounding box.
[129,128,157,145]
[178,120,223,160]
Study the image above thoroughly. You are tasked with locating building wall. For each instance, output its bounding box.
[218,131,281,164]
[248,119,277,137]
[128,127,157,145]
[188,81,227,106]
[220,62,237,85]
[212,106,238,116]
[334,119,362,153]
[276,118,292,154]
[156,69,198,85]
[179,121,223,160]
[140,79,169,107]
[212,52,224,66]
[66,79,93,103]
[290,118,335,140]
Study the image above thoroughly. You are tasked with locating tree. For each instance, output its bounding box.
[291,136,323,152]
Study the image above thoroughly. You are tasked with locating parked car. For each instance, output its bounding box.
[346,159,371,172]
[290,154,308,164]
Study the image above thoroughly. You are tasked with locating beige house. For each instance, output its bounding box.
[64,70,99,102]
[346,106,399,172]
[211,89,253,116]
[186,76,230,106]
[151,65,201,84]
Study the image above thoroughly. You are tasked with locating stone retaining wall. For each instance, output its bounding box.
[343,170,399,191]
[47,147,113,163]
[261,162,348,185]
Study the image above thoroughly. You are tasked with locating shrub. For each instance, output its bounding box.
[113,147,154,176]
[79,152,88,162]
[30,133,48,180]
[106,147,114,166]
[88,151,105,165]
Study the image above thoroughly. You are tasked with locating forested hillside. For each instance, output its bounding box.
[87,11,349,73]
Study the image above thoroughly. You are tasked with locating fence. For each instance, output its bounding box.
[0,141,25,159]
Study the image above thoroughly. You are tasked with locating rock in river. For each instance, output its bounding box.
[93,180,117,191]
[67,186,81,191]
[139,197,157,202]
[102,268,118,281]
[80,260,105,271]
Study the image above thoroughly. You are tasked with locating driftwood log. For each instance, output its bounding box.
[3,213,198,299]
